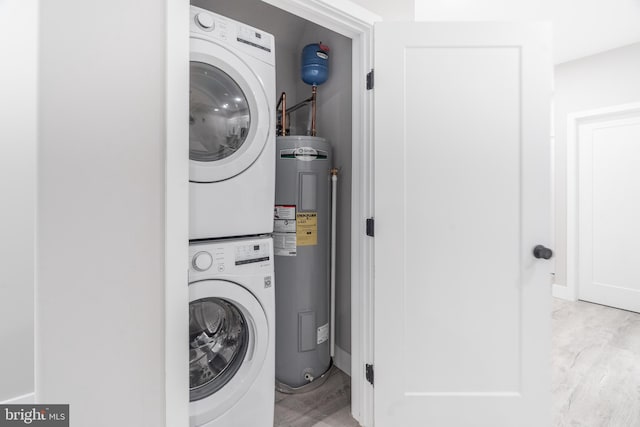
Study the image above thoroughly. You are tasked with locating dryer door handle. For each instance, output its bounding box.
[245,319,256,361]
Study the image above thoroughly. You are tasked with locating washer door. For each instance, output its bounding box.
[189,279,269,424]
[190,38,271,183]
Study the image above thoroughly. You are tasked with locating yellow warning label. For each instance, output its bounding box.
[296,212,318,246]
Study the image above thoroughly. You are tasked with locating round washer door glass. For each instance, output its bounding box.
[190,62,251,163]
[189,297,249,401]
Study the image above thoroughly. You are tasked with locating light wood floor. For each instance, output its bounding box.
[553,298,640,427]
[274,367,358,427]
[275,298,640,427]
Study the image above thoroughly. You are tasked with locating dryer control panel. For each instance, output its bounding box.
[190,6,275,64]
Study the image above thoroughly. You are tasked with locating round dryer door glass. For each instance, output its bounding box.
[189,61,251,162]
[189,297,249,401]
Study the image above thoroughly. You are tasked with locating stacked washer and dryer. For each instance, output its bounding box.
[188,6,276,427]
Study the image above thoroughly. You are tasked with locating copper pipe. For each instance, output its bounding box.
[276,92,287,136]
[286,95,313,114]
[279,87,319,136]
[311,86,317,136]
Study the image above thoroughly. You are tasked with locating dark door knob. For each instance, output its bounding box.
[533,245,553,260]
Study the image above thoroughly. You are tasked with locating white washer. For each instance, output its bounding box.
[189,6,275,240]
[189,236,275,427]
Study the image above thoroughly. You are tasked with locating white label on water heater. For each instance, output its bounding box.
[317,323,329,345]
[274,205,296,220]
[273,232,296,256]
[274,219,296,233]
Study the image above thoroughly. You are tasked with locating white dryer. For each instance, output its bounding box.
[189,236,275,427]
[189,6,275,240]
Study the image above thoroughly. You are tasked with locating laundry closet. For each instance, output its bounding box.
[34,0,554,424]
[190,0,356,423]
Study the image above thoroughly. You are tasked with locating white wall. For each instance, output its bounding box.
[415,0,550,21]
[38,1,167,425]
[554,43,640,288]
[414,0,640,63]
[0,0,37,403]
[351,0,414,21]
[551,0,640,63]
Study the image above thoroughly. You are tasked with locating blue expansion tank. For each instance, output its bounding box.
[301,43,330,86]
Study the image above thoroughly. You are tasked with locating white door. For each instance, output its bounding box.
[578,112,640,313]
[373,22,553,427]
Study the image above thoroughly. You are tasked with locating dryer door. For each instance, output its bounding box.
[190,38,271,183]
[189,279,269,424]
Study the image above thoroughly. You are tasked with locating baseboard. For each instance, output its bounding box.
[553,283,576,301]
[334,345,351,377]
[0,392,35,404]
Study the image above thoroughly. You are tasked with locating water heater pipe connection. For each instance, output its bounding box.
[311,86,317,137]
[276,86,319,137]
[276,92,287,136]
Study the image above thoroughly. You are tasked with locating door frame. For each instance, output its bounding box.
[165,1,378,426]
[165,1,190,426]
[260,2,378,425]
[565,102,640,302]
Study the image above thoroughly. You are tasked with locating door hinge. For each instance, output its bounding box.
[366,364,374,385]
[366,70,374,90]
[366,218,374,237]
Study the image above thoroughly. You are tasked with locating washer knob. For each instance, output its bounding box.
[192,251,213,271]
[196,13,215,30]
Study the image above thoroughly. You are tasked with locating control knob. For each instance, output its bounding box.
[196,13,215,30]
[192,251,213,271]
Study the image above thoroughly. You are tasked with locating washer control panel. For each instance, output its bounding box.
[235,242,270,266]
[189,237,273,278]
